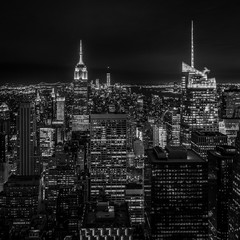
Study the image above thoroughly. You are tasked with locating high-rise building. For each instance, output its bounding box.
[72,40,89,132]
[208,145,238,240]
[46,165,76,215]
[145,146,208,239]
[181,22,218,148]
[39,127,55,157]
[164,108,181,146]
[0,102,10,135]
[106,67,111,87]
[191,131,228,160]
[56,96,65,121]
[90,114,127,201]
[125,183,144,226]
[219,88,240,146]
[17,102,36,176]
[229,147,240,239]
[3,175,40,228]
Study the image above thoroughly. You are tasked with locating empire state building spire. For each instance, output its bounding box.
[191,20,194,68]
[79,40,84,64]
[74,40,88,80]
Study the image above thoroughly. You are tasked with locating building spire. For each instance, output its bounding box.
[191,20,194,68]
[79,40,83,64]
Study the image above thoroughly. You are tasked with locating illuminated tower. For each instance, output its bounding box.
[181,22,218,148]
[72,40,89,132]
[106,67,111,87]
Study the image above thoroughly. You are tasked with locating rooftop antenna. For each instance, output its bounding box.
[79,40,83,64]
[191,20,194,68]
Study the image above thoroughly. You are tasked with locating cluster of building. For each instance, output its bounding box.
[0,29,240,239]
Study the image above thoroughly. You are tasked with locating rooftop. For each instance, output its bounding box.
[193,131,226,137]
[90,113,127,119]
[83,201,131,228]
[5,175,40,186]
[209,145,238,158]
[146,146,204,163]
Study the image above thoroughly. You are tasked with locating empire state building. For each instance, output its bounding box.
[72,40,89,132]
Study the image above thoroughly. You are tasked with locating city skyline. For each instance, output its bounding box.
[1,1,240,85]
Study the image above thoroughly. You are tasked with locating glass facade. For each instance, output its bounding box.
[181,63,218,148]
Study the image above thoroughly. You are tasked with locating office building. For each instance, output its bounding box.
[164,108,181,146]
[3,175,40,228]
[46,165,76,215]
[181,22,218,148]
[90,114,127,201]
[0,102,10,135]
[191,131,228,160]
[39,127,55,157]
[145,146,208,239]
[106,67,111,87]
[208,145,238,240]
[72,40,89,132]
[229,147,240,239]
[56,96,65,121]
[125,183,144,226]
[18,102,36,176]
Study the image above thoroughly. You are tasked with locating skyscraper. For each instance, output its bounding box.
[106,67,111,87]
[219,88,240,145]
[72,40,89,132]
[229,148,240,239]
[181,22,218,148]
[191,131,228,160]
[18,102,36,176]
[90,114,127,201]
[145,146,208,239]
[208,145,238,240]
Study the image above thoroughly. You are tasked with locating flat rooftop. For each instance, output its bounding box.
[5,175,40,186]
[83,201,131,228]
[193,131,226,137]
[146,146,204,163]
[90,114,127,119]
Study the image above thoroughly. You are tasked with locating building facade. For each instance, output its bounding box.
[145,146,208,239]
[90,114,127,201]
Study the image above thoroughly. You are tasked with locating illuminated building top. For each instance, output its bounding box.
[0,102,9,112]
[74,40,88,80]
[182,62,216,89]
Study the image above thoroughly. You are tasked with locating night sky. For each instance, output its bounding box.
[1,1,239,85]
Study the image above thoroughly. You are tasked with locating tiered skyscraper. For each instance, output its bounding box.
[181,22,218,148]
[72,40,89,132]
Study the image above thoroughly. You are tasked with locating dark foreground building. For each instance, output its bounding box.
[208,145,239,240]
[145,146,208,239]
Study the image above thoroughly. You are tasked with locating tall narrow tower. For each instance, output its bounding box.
[106,67,111,87]
[191,20,194,68]
[72,40,89,132]
[180,22,218,148]
[18,102,36,175]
